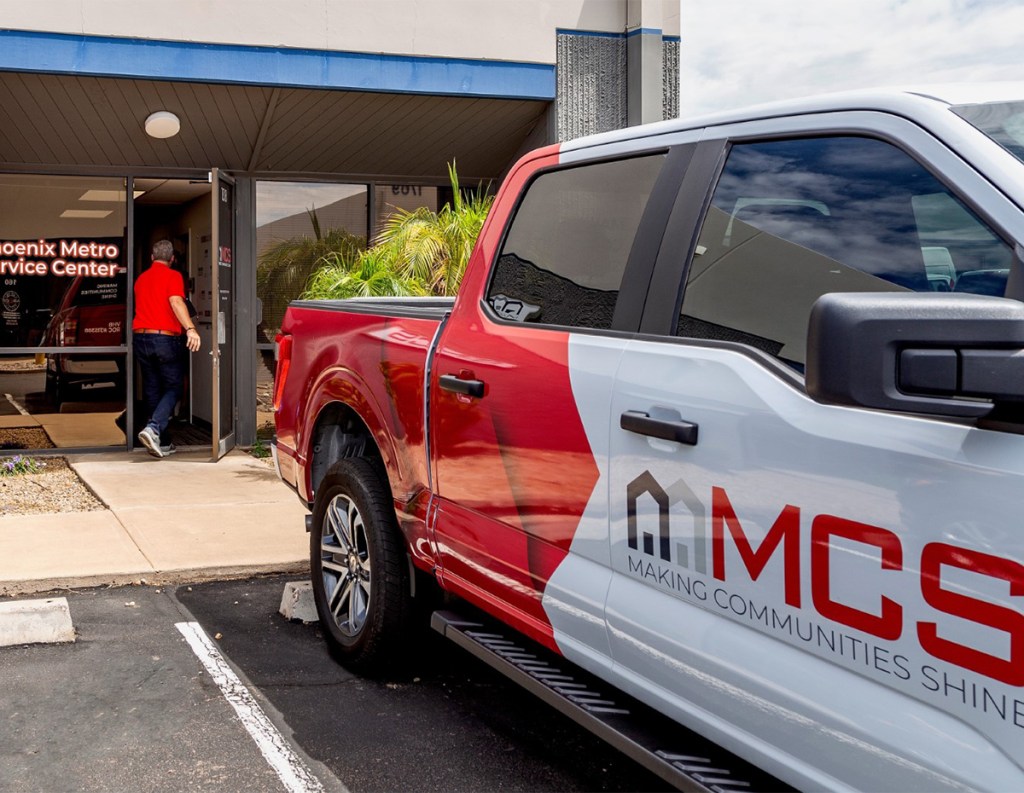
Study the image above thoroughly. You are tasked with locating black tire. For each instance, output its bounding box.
[310,457,412,674]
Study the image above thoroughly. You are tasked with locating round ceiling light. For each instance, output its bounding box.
[144,111,181,139]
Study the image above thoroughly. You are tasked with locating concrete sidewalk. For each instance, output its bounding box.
[0,450,310,596]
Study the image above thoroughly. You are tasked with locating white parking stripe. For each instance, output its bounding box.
[175,621,326,793]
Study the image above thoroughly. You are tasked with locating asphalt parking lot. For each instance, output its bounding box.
[1,576,671,792]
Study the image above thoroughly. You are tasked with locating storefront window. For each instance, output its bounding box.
[0,174,128,450]
[0,175,127,348]
[252,181,442,434]
[255,181,369,431]
[373,184,438,234]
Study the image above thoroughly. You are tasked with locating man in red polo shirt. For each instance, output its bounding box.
[132,239,201,458]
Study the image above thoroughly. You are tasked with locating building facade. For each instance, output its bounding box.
[0,0,680,458]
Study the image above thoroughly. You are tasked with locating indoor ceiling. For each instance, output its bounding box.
[134,178,210,204]
[0,71,550,181]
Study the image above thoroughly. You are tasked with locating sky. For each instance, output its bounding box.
[679,0,1024,116]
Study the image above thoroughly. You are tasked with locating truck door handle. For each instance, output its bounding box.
[620,410,698,445]
[440,374,485,398]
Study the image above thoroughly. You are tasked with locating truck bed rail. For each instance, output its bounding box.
[288,296,455,320]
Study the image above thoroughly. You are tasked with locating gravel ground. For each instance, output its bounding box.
[0,427,103,515]
[0,457,104,516]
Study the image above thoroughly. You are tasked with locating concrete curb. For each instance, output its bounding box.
[0,561,310,598]
[0,596,75,647]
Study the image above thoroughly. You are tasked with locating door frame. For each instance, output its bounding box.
[210,168,236,460]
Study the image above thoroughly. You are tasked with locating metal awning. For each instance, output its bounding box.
[0,71,550,181]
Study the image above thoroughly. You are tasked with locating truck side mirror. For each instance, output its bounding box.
[805,292,1024,418]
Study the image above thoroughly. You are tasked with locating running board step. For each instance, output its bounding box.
[431,609,792,793]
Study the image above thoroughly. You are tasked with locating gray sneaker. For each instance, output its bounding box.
[138,426,164,458]
[160,443,177,456]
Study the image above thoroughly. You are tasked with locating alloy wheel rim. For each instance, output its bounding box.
[320,494,372,637]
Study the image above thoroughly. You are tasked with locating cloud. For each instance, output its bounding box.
[679,0,1024,115]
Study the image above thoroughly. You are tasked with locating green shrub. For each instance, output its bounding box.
[257,208,366,333]
[377,161,493,296]
[250,438,271,460]
[303,247,427,299]
[301,162,493,301]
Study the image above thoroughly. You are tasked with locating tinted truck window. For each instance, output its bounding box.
[488,154,665,329]
[678,136,1014,366]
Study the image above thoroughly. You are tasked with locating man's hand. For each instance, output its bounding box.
[169,295,201,352]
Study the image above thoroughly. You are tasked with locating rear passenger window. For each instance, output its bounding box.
[678,136,1014,367]
[488,154,665,329]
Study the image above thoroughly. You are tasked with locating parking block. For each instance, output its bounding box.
[279,580,317,623]
[0,597,75,646]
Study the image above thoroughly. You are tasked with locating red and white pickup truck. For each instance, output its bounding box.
[273,85,1024,791]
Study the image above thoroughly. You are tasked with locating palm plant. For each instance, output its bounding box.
[256,208,365,334]
[303,248,426,299]
[374,162,493,296]
[298,162,492,302]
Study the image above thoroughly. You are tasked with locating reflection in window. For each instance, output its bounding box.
[487,154,665,329]
[255,182,369,427]
[953,100,1024,165]
[679,136,1014,366]
[0,175,132,451]
[0,352,126,450]
[255,182,369,345]
[374,184,438,236]
[0,175,127,349]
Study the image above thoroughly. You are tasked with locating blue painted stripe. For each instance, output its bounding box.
[556,28,625,40]
[557,27,669,40]
[626,27,663,38]
[663,35,681,43]
[0,29,555,100]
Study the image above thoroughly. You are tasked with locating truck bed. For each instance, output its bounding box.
[274,296,447,518]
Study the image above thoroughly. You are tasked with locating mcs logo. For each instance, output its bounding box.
[624,470,1024,687]
[627,470,709,575]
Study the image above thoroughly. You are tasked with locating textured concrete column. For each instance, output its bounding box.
[663,36,679,120]
[556,0,680,140]
[556,31,627,141]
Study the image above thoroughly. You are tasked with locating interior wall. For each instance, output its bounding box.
[177,194,213,425]
[134,191,213,427]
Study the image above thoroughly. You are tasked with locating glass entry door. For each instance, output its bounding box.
[210,169,235,460]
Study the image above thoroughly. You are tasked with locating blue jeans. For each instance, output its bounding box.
[134,333,184,446]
